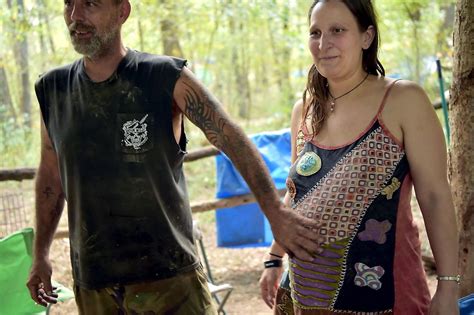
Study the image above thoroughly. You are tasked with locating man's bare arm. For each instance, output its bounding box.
[173,67,321,259]
[26,119,63,306]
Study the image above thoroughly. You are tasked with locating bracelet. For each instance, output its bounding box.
[264,259,283,269]
[269,252,283,259]
[436,275,461,284]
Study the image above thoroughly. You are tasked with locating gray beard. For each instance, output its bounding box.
[70,29,118,59]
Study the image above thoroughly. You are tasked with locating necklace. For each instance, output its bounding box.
[328,73,369,113]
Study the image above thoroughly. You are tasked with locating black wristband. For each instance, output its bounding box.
[264,259,283,269]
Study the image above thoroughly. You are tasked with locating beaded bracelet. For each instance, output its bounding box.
[436,275,461,284]
[264,259,283,269]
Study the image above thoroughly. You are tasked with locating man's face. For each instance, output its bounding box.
[64,0,123,58]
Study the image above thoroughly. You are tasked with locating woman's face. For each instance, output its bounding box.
[308,0,373,81]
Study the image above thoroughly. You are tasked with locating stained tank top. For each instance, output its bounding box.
[286,81,431,314]
[35,49,199,289]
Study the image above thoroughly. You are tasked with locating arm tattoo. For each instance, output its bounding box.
[43,187,54,198]
[183,82,230,150]
[182,80,277,205]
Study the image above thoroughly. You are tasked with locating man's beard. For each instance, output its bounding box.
[68,21,119,58]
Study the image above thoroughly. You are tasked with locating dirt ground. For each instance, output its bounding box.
[46,204,437,315]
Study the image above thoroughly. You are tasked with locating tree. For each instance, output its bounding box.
[449,0,473,296]
[6,0,32,130]
[0,60,15,123]
[226,0,251,119]
[158,0,184,57]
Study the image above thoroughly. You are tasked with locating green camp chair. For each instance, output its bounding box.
[0,227,74,315]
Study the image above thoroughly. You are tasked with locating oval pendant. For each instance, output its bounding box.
[296,152,322,176]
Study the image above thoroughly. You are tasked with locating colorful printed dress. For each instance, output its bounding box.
[284,82,431,314]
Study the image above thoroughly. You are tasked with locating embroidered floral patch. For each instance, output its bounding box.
[357,219,392,244]
[286,178,297,200]
[296,129,306,156]
[296,152,322,176]
[354,262,385,290]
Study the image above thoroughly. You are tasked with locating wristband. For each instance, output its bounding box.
[269,252,283,259]
[264,259,283,269]
[436,275,461,284]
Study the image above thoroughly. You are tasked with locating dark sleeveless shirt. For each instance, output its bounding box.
[285,81,430,314]
[35,49,199,289]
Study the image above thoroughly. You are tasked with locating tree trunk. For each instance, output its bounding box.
[0,62,16,124]
[7,0,32,130]
[450,0,474,296]
[158,0,184,57]
[37,0,56,55]
[227,0,251,119]
[405,4,421,83]
[266,0,293,105]
[137,19,145,51]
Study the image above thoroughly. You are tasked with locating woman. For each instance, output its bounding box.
[259,0,460,314]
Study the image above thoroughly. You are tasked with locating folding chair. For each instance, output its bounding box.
[193,221,233,315]
[0,227,74,315]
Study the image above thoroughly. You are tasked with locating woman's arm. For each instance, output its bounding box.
[259,99,304,308]
[397,81,459,315]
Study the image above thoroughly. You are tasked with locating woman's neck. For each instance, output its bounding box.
[327,69,368,99]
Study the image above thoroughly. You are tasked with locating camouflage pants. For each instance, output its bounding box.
[74,267,217,315]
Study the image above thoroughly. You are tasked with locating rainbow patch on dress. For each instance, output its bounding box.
[354,262,385,290]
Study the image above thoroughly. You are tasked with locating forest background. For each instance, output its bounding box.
[1,0,456,173]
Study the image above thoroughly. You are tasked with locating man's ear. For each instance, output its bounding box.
[362,25,375,50]
[119,0,131,24]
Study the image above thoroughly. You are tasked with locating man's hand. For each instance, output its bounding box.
[268,203,324,261]
[26,257,58,307]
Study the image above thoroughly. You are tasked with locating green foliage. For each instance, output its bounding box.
[0,105,39,168]
[376,0,455,99]
[0,0,455,173]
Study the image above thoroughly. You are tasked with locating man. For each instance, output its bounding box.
[27,0,321,313]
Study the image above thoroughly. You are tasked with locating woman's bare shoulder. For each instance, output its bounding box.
[389,79,432,111]
[293,99,304,115]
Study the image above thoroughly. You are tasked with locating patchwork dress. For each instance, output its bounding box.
[284,82,431,315]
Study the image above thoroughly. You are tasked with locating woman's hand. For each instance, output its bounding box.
[259,254,284,309]
[428,282,459,315]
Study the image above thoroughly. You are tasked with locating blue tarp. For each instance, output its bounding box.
[215,128,291,197]
[215,129,291,247]
[460,293,474,315]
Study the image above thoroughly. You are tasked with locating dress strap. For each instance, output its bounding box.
[376,79,401,118]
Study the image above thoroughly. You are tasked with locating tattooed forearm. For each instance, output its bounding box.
[183,82,231,150]
[43,187,54,198]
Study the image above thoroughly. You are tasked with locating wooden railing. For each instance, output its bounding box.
[0,146,220,182]
[0,145,285,239]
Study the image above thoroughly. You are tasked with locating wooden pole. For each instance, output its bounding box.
[0,146,220,182]
[0,168,36,181]
[184,146,220,162]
